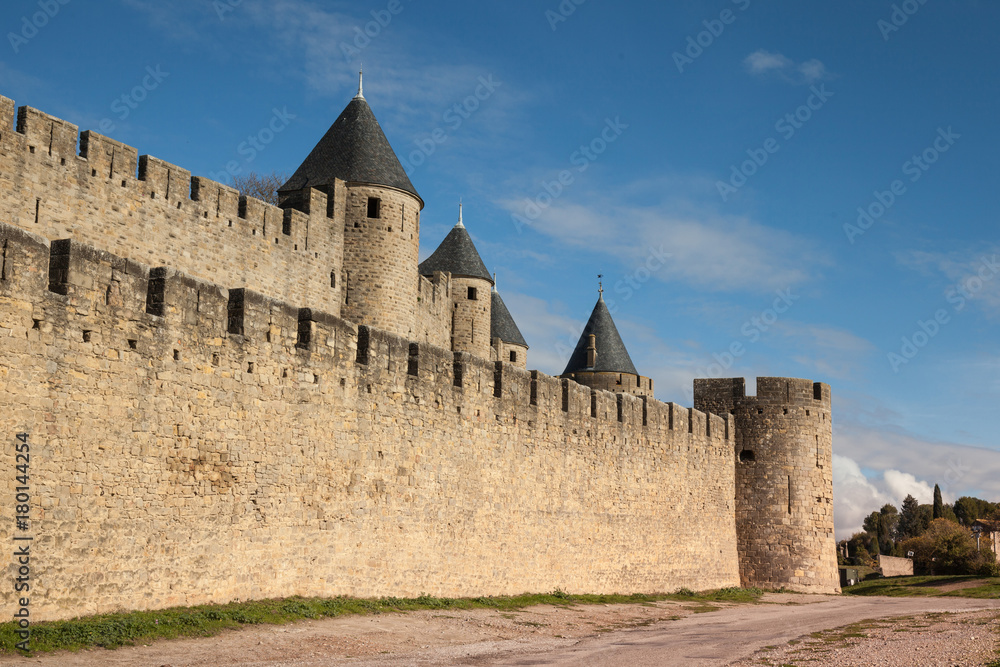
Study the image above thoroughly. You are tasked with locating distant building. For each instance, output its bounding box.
[972,520,1000,561]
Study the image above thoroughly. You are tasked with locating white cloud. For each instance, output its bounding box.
[500,292,586,376]
[779,323,875,379]
[744,50,830,84]
[833,454,893,540]
[0,62,46,94]
[745,50,793,74]
[498,179,828,294]
[125,0,530,153]
[882,469,937,505]
[120,0,225,44]
[896,247,1000,317]
[831,418,1000,539]
[832,453,964,540]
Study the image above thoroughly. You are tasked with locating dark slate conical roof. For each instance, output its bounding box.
[418,217,493,282]
[279,93,420,202]
[562,295,638,375]
[491,288,528,348]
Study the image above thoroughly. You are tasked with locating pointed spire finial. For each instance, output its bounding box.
[355,65,364,99]
[493,271,498,292]
[456,199,464,228]
[598,274,604,300]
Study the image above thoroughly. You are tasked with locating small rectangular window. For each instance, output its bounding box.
[509,351,517,362]
[467,286,478,300]
[367,197,381,219]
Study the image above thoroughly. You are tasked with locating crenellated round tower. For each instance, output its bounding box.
[694,376,840,594]
[278,72,423,338]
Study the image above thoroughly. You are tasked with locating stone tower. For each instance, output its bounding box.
[561,289,653,397]
[418,204,494,359]
[694,377,840,594]
[278,72,423,339]
[490,281,528,368]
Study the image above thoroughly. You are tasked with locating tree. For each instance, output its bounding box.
[933,484,943,519]
[879,504,899,544]
[230,171,288,206]
[898,495,929,540]
[863,510,892,555]
[900,518,999,576]
[954,496,1000,526]
[917,504,934,532]
[862,511,880,536]
[847,532,876,567]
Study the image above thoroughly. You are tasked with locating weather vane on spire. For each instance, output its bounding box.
[457,199,464,227]
[356,65,364,99]
[598,274,604,297]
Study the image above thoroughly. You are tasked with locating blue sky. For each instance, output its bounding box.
[3,0,998,538]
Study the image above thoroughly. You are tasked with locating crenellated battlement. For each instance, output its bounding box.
[0,215,742,619]
[694,376,831,416]
[0,219,732,456]
[0,95,344,323]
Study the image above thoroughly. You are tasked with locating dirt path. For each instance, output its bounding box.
[1,594,998,666]
[926,578,992,592]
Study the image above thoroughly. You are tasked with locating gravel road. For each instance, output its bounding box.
[1,593,998,666]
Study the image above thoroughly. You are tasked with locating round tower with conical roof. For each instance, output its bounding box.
[279,71,423,338]
[418,204,494,359]
[561,286,653,396]
[490,278,528,368]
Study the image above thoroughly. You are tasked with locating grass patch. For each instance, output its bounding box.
[942,581,1000,598]
[0,587,764,655]
[843,575,1000,598]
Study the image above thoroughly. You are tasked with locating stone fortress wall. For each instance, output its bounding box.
[0,220,740,621]
[0,94,836,622]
